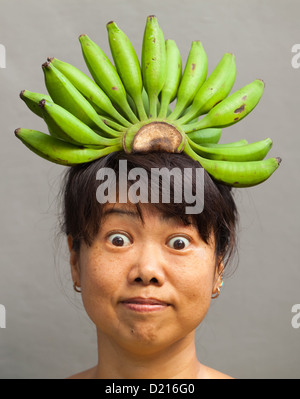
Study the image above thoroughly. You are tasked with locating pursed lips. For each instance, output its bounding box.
[120,297,170,312]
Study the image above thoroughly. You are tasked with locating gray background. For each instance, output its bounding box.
[0,0,299,379]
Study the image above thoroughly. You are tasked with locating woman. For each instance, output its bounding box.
[60,150,238,379]
[15,16,280,379]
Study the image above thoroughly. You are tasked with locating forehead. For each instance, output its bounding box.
[100,202,216,247]
[101,202,193,227]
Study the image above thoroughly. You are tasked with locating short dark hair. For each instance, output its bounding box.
[59,151,239,272]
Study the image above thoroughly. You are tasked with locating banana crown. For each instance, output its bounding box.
[16,15,281,188]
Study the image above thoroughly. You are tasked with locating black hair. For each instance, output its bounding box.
[59,151,239,271]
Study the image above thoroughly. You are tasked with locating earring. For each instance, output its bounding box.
[73,282,82,293]
[211,280,224,299]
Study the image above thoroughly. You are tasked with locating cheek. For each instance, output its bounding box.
[78,247,125,326]
[172,252,216,328]
[177,277,212,322]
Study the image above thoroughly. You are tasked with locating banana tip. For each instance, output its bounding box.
[47,57,54,63]
[19,90,25,99]
[276,157,282,165]
[42,61,51,69]
[14,128,21,137]
[39,99,46,108]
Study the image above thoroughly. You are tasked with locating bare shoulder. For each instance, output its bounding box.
[199,364,234,379]
[66,364,234,380]
[66,367,97,380]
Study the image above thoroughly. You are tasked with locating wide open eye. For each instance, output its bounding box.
[167,236,191,250]
[107,233,132,247]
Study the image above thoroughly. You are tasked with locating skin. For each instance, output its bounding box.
[67,202,232,379]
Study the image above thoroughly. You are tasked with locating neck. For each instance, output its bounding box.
[94,330,201,379]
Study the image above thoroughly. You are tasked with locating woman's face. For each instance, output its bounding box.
[69,203,222,356]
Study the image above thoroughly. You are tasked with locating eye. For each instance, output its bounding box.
[167,236,191,250]
[107,233,132,247]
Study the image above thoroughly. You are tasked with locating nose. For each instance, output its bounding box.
[127,244,166,286]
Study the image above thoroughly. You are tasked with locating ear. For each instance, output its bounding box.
[213,260,224,292]
[67,235,81,286]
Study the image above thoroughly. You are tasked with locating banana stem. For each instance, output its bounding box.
[98,115,128,132]
[121,100,140,124]
[182,120,205,133]
[88,144,123,156]
[92,124,122,138]
[183,139,202,163]
[134,93,148,121]
[94,136,123,147]
[112,110,132,128]
[157,93,170,119]
[167,102,184,121]
[148,93,158,118]
[177,107,204,125]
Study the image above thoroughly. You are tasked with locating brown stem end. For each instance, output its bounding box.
[132,122,185,154]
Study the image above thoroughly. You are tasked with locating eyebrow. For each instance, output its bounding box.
[102,207,189,226]
[102,208,140,220]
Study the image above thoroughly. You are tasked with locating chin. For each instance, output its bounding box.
[112,321,194,357]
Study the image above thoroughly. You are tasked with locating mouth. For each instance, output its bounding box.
[120,297,170,313]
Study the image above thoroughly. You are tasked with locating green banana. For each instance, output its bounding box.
[168,41,208,121]
[187,128,222,145]
[79,34,139,124]
[107,21,147,121]
[20,90,53,118]
[184,79,265,133]
[188,136,272,161]
[184,140,281,187]
[42,61,120,138]
[19,91,73,141]
[16,16,281,188]
[48,57,131,128]
[39,99,122,147]
[200,139,248,148]
[141,15,167,118]
[178,53,236,125]
[15,128,121,166]
[158,39,182,119]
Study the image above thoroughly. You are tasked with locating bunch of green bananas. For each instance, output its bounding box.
[16,15,281,187]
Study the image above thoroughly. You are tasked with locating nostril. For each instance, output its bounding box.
[134,277,159,285]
